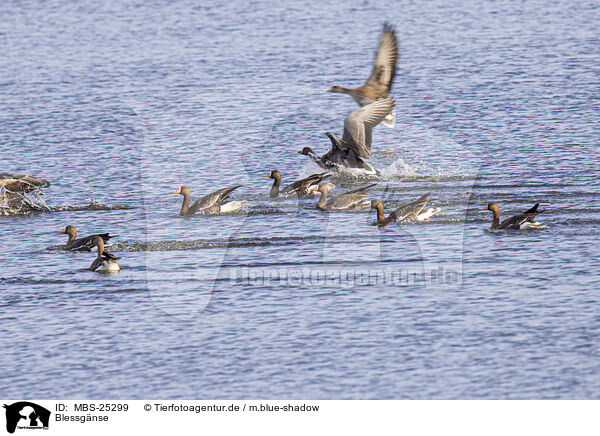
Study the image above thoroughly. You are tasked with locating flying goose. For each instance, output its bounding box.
[370,194,438,227]
[172,185,246,215]
[59,225,116,251]
[482,203,543,229]
[316,183,376,210]
[327,23,398,127]
[265,170,330,198]
[298,98,395,175]
[89,236,120,272]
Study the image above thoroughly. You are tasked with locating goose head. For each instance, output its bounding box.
[59,225,76,238]
[370,199,384,210]
[317,183,330,195]
[297,147,315,156]
[327,86,346,93]
[265,170,281,182]
[481,203,499,214]
[307,182,335,195]
[172,186,191,197]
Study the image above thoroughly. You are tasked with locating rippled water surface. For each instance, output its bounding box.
[1,0,599,399]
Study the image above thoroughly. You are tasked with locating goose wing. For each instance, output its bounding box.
[282,172,329,195]
[327,184,376,209]
[342,98,395,158]
[190,185,241,213]
[89,251,119,271]
[0,173,50,192]
[522,203,539,215]
[499,204,541,229]
[365,23,398,95]
[327,192,369,210]
[68,233,113,251]
[388,194,429,222]
[101,250,119,260]
[343,183,377,195]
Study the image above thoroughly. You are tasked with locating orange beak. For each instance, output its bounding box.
[59,228,65,234]
[264,174,271,178]
[480,207,487,210]
[172,188,181,194]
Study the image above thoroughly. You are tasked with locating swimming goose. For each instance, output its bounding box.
[59,225,116,251]
[298,98,395,175]
[482,203,543,229]
[266,170,330,198]
[172,185,246,215]
[370,194,436,227]
[89,236,120,272]
[316,183,376,210]
[327,23,398,128]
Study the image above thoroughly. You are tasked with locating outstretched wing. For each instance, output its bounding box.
[0,173,50,192]
[365,23,398,95]
[342,98,395,158]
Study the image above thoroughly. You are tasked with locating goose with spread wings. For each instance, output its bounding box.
[0,173,50,192]
[298,98,395,175]
[327,23,398,127]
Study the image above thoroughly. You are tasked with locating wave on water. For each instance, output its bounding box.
[377,156,479,182]
[52,200,130,212]
[302,155,478,184]
[47,234,405,253]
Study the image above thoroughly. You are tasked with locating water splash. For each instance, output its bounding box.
[1,190,128,216]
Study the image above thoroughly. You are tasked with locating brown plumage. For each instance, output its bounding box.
[316,183,376,210]
[370,194,430,227]
[59,225,115,251]
[0,173,50,192]
[266,170,329,198]
[298,98,395,175]
[89,236,120,272]
[327,23,398,127]
[482,203,542,229]
[172,185,242,216]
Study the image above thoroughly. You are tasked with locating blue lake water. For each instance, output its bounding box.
[1,0,599,398]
